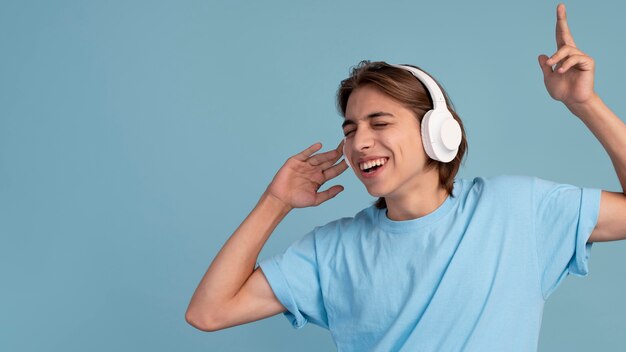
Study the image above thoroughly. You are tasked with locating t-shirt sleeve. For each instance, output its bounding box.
[257,229,328,329]
[532,177,602,299]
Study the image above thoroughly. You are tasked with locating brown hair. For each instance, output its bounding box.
[337,60,468,209]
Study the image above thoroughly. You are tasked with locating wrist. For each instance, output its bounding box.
[261,190,293,215]
[564,93,602,117]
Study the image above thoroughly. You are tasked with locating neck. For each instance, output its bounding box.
[384,171,450,221]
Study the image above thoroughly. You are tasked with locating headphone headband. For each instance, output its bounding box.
[343,63,461,165]
[389,64,447,110]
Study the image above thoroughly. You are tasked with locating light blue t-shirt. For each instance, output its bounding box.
[258,175,601,351]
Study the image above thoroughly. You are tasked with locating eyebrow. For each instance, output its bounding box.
[341,111,394,129]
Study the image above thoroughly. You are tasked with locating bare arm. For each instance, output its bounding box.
[185,192,290,331]
[185,141,347,331]
[564,97,626,242]
[538,4,626,242]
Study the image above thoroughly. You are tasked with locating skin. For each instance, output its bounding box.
[342,85,449,221]
[538,4,626,242]
[186,3,626,333]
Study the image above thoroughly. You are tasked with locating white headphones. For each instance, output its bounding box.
[343,64,462,166]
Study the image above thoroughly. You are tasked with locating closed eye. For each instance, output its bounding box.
[343,123,388,136]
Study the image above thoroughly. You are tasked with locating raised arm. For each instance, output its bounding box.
[185,141,347,331]
[538,4,626,242]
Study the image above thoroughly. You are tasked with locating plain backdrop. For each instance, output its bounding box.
[2,0,625,351]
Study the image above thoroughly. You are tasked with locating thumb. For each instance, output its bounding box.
[538,54,553,78]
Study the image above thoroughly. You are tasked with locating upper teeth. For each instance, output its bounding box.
[359,158,387,170]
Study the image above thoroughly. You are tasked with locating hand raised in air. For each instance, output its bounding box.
[538,3,596,107]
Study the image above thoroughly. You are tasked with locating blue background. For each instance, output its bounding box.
[2,0,625,351]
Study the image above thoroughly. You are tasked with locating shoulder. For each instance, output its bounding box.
[314,205,377,234]
[457,175,539,207]
[461,175,536,193]
[309,205,378,244]
[479,175,585,199]
[473,174,536,187]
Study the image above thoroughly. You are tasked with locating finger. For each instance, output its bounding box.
[314,185,344,206]
[336,139,345,154]
[316,147,345,169]
[538,54,553,77]
[314,139,345,166]
[293,142,322,161]
[556,54,594,73]
[556,3,576,48]
[545,45,580,66]
[322,159,349,180]
[318,156,342,171]
[308,148,341,166]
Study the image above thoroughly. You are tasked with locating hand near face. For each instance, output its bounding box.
[538,3,596,107]
[265,141,348,209]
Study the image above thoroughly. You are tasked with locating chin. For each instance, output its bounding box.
[362,184,388,198]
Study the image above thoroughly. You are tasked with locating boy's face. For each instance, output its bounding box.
[342,85,434,199]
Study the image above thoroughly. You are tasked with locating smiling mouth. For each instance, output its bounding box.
[358,157,388,177]
[363,165,382,174]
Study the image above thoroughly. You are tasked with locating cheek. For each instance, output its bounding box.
[394,131,424,162]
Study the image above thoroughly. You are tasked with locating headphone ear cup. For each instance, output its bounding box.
[421,110,437,160]
[421,109,461,163]
[342,138,352,169]
[440,117,462,151]
[390,64,461,163]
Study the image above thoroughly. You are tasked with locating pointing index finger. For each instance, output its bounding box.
[556,3,576,48]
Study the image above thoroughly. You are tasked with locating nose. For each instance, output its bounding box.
[353,125,374,151]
